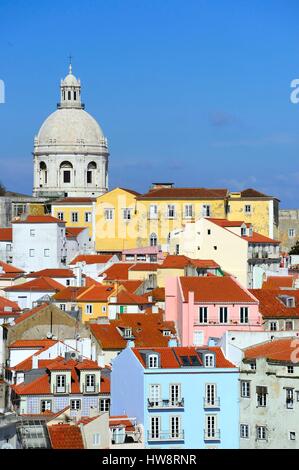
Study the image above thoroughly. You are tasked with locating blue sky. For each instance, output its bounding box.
[0,0,299,207]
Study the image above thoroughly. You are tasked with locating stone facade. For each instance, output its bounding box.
[279,209,299,253]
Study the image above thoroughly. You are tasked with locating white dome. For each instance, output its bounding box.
[35,108,107,152]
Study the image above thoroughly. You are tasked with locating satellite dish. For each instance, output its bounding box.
[1,443,14,449]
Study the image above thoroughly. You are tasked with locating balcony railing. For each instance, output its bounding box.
[53,384,70,394]
[203,397,220,409]
[82,383,99,394]
[147,398,184,409]
[204,429,221,441]
[147,430,185,442]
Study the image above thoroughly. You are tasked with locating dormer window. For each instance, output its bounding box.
[162,330,171,336]
[56,374,66,393]
[241,227,246,236]
[287,297,295,308]
[204,354,215,368]
[148,354,159,368]
[123,328,132,339]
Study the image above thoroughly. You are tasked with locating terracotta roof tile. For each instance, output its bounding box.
[9,339,57,349]
[66,227,87,238]
[262,276,294,290]
[0,260,24,274]
[118,280,143,293]
[4,277,64,292]
[12,215,64,224]
[26,269,75,279]
[76,284,115,302]
[53,286,89,301]
[249,289,299,318]
[48,424,84,449]
[160,255,192,269]
[70,254,114,265]
[0,296,20,316]
[101,263,135,281]
[129,263,160,272]
[53,197,96,204]
[243,338,298,362]
[112,290,152,305]
[138,187,228,199]
[180,276,256,303]
[109,415,135,431]
[0,228,12,242]
[242,232,280,244]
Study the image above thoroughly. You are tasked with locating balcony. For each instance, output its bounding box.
[204,430,221,442]
[53,384,70,394]
[82,383,99,394]
[147,398,184,410]
[203,397,220,409]
[147,430,184,442]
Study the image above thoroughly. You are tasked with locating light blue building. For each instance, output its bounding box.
[111,344,240,449]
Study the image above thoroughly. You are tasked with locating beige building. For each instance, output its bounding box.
[279,209,299,253]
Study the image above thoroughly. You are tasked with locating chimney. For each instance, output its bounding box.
[72,263,84,287]
[147,295,153,303]
[32,355,39,369]
[97,353,105,368]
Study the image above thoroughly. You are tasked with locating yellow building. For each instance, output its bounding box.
[51,197,96,240]
[95,183,279,252]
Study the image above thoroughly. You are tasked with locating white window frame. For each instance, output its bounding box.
[219,306,228,324]
[93,433,101,446]
[256,426,267,440]
[204,354,215,368]
[241,380,250,398]
[169,415,181,439]
[240,307,249,324]
[29,249,35,257]
[149,384,161,406]
[199,306,208,324]
[244,204,252,214]
[148,354,159,368]
[44,249,50,257]
[57,212,64,221]
[70,399,81,410]
[240,424,249,439]
[85,212,92,223]
[122,208,132,220]
[30,229,35,237]
[104,208,114,220]
[167,204,176,219]
[184,204,193,218]
[288,228,296,238]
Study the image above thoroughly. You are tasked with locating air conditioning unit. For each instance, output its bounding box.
[64,351,79,361]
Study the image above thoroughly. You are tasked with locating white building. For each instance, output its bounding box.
[12,215,67,273]
[33,64,109,198]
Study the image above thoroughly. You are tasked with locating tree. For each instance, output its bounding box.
[289,240,299,255]
[0,181,6,196]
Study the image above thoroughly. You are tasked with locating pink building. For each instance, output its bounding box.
[165,275,262,346]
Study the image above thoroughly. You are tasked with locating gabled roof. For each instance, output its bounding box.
[262,276,294,290]
[9,339,57,349]
[53,286,88,301]
[137,187,228,200]
[4,277,64,292]
[0,227,12,242]
[208,218,280,244]
[111,290,152,305]
[208,218,246,227]
[240,188,271,198]
[26,269,76,279]
[249,289,299,318]
[101,263,135,281]
[89,313,176,350]
[242,232,280,245]
[243,338,298,362]
[14,303,48,324]
[48,424,84,449]
[160,255,192,269]
[129,263,160,272]
[146,287,165,302]
[66,227,87,239]
[109,416,135,431]
[118,280,143,293]
[0,260,24,274]
[133,346,235,369]
[180,276,257,303]
[70,254,114,265]
[12,215,64,224]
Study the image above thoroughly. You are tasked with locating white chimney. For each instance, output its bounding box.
[32,355,39,369]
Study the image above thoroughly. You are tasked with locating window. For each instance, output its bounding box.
[286,388,294,409]
[56,375,66,393]
[256,426,267,440]
[240,307,249,324]
[241,381,250,398]
[207,229,211,235]
[150,416,160,439]
[92,433,101,446]
[149,384,161,406]
[213,246,217,250]
[270,321,278,331]
[256,386,267,407]
[57,212,64,221]
[202,205,211,217]
[205,384,216,406]
[170,416,181,439]
[87,171,92,184]
[219,307,228,324]
[30,229,35,237]
[289,228,296,238]
[29,249,35,257]
[150,233,157,247]
[240,424,249,439]
[123,208,132,220]
[250,362,256,371]
[104,208,113,220]
[119,305,127,314]
[63,170,71,183]
[199,307,208,324]
[149,205,158,219]
[204,354,215,368]
[175,244,180,255]
[205,415,217,438]
[244,205,251,214]
[123,328,132,338]
[40,400,52,413]
[70,399,81,410]
[86,304,93,315]
[241,227,246,236]
[290,432,296,441]
[99,398,110,412]
[184,204,193,218]
[85,374,95,392]
[44,249,50,257]
[167,204,176,218]
[102,305,107,314]
[85,212,92,223]
[285,320,293,331]
[68,91,71,100]
[288,365,294,374]
[148,354,159,368]
[60,304,66,311]
[71,212,78,223]
[170,384,181,406]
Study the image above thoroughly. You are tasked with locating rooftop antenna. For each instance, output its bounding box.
[68,54,73,74]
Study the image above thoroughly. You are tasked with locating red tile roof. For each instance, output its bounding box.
[249,289,299,318]
[146,287,165,302]
[111,290,152,305]
[240,188,271,198]
[89,313,176,350]
[101,263,135,281]
[70,254,114,265]
[208,218,246,227]
[243,338,298,362]
[66,227,87,239]
[48,424,84,449]
[137,187,228,199]
[119,280,143,293]
[133,346,235,369]
[109,415,135,431]
[76,284,115,302]
[160,255,192,269]
[4,277,64,292]
[53,286,88,301]
[53,197,96,204]
[262,276,294,290]
[12,215,64,224]
[26,269,76,279]
[9,339,57,349]
[0,296,20,316]
[0,260,24,274]
[180,276,257,303]
[129,263,160,272]
[0,228,12,242]
[242,232,280,245]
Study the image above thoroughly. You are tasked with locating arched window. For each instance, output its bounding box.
[60,161,73,184]
[87,161,97,184]
[150,233,157,247]
[39,161,47,185]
